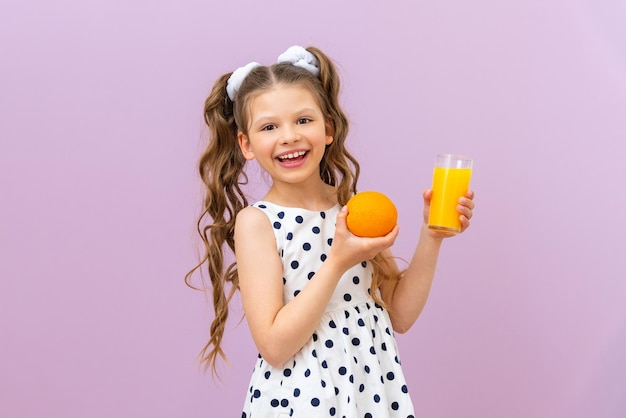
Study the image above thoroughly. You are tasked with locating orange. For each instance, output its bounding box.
[346,191,398,237]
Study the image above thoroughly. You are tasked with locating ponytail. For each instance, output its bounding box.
[185,72,248,375]
[305,46,360,206]
[306,47,402,308]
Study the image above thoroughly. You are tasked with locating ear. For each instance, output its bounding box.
[237,132,255,160]
[325,122,334,145]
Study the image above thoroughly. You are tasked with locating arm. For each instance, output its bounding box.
[235,205,398,368]
[380,189,475,333]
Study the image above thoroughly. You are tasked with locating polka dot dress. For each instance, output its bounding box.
[241,202,415,418]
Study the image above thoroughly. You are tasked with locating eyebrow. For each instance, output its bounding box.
[251,108,320,125]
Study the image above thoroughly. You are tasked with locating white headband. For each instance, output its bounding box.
[225,46,319,101]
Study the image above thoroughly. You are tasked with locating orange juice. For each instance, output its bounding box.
[428,167,472,234]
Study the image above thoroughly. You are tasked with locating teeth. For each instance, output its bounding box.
[278,151,306,160]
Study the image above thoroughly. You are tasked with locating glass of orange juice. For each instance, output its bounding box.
[428,154,473,235]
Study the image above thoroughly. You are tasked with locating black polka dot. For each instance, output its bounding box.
[386,371,395,380]
[291,260,299,269]
[343,293,352,302]
[294,290,300,297]
[352,276,360,284]
[320,254,327,261]
[273,221,282,229]
[338,366,347,375]
[294,388,301,397]
[329,320,337,328]
[253,389,261,398]
[283,368,292,377]
[281,398,289,407]
[312,226,320,234]
[271,399,279,407]
[329,407,336,416]
[286,232,293,240]
[327,238,333,246]
[277,211,285,219]
[391,401,399,410]
[374,394,380,403]
[311,398,320,407]
[295,215,304,223]
[402,385,409,393]
[320,212,326,219]
[352,338,360,346]
[325,340,333,348]
[303,242,311,251]
[307,271,315,280]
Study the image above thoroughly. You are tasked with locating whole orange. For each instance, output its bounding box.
[346,191,398,237]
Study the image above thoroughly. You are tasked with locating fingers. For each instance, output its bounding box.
[458,189,475,232]
[335,205,348,229]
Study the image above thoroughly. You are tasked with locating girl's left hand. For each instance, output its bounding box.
[422,189,475,237]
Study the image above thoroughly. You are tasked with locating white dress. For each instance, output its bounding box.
[241,201,415,418]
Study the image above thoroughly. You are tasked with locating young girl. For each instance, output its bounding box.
[187,45,475,417]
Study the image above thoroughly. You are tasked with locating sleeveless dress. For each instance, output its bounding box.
[241,201,415,418]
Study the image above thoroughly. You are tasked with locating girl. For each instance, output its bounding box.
[187,46,475,417]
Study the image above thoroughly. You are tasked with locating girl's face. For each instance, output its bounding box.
[238,84,333,188]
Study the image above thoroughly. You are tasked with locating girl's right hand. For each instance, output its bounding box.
[328,205,399,272]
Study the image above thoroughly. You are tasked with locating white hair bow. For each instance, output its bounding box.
[277,46,319,76]
[226,61,260,101]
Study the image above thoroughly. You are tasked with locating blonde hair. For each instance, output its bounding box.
[185,46,397,375]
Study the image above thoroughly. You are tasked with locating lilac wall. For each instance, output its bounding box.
[1,1,625,417]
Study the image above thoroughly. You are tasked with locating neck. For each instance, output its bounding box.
[264,178,337,211]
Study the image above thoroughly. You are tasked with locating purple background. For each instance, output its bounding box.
[1,0,625,417]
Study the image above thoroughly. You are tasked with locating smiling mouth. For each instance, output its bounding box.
[277,151,307,162]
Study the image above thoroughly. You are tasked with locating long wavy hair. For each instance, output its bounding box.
[185,46,398,375]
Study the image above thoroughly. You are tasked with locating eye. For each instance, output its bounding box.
[297,117,312,125]
[261,124,276,131]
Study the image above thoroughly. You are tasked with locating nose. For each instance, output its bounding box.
[280,124,301,144]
